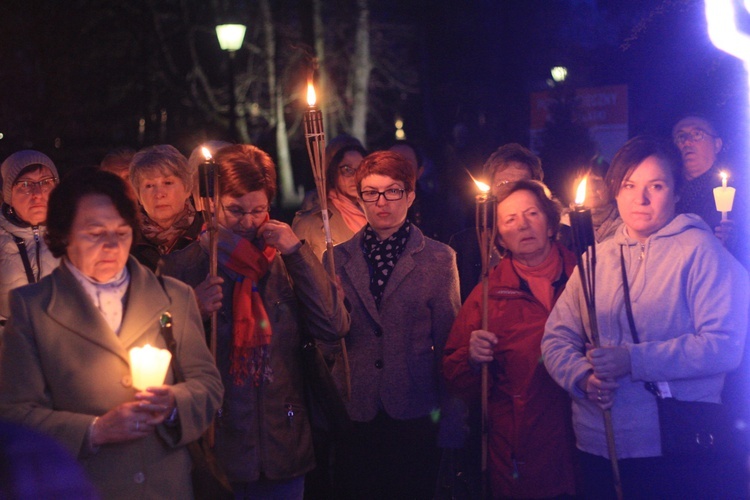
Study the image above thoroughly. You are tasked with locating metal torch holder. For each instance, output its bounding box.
[569,207,622,500]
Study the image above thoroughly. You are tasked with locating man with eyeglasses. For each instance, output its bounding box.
[672,115,735,246]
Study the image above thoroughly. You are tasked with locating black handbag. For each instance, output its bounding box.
[156,278,233,500]
[300,334,352,437]
[619,248,735,457]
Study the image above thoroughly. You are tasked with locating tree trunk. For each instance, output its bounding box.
[259,0,300,207]
[350,0,372,147]
[313,0,338,138]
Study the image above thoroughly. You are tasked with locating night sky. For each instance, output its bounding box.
[1,0,747,212]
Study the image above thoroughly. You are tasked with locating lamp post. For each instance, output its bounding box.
[215,23,247,141]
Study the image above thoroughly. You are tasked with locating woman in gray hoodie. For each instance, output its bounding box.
[543,136,749,498]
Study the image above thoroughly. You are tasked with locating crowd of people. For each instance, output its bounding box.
[0,113,747,499]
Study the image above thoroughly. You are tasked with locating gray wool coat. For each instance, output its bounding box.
[330,224,461,422]
[0,257,223,499]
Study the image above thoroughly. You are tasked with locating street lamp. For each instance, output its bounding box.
[551,66,568,83]
[215,23,247,141]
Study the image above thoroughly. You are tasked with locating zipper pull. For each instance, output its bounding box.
[639,243,645,261]
[511,456,520,480]
[286,403,294,426]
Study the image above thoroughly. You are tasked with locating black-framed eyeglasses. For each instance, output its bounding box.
[221,203,269,220]
[360,188,406,203]
[12,177,59,195]
[673,129,716,147]
[338,165,359,178]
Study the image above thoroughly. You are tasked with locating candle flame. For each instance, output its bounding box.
[575,177,587,205]
[307,81,317,106]
[721,171,728,181]
[201,147,212,161]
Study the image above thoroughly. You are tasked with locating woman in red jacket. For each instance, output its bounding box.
[443,180,578,498]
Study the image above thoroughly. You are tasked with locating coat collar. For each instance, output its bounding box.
[340,223,425,321]
[489,242,576,298]
[46,256,171,364]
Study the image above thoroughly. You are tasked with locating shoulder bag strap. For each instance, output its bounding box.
[13,236,37,284]
[620,246,660,396]
[619,246,640,344]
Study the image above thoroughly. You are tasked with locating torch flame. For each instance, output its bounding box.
[307,81,317,107]
[472,176,490,193]
[467,169,490,193]
[201,147,212,161]
[575,177,587,206]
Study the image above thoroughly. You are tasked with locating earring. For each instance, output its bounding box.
[7,206,13,214]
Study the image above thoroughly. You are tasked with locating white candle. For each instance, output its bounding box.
[129,344,172,391]
[713,172,736,222]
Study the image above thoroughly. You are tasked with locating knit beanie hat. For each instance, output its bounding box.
[1,150,58,204]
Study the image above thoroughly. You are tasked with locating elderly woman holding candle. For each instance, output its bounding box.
[159,144,349,499]
[0,150,61,337]
[542,136,749,498]
[330,150,460,499]
[443,179,578,498]
[129,144,203,271]
[293,134,368,261]
[0,168,223,499]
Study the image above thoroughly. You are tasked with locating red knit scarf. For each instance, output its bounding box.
[512,246,562,313]
[201,225,276,385]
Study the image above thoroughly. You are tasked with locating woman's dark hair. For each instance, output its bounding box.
[214,144,277,202]
[495,179,563,244]
[326,143,367,190]
[389,140,424,169]
[605,136,682,200]
[355,151,416,195]
[46,168,139,258]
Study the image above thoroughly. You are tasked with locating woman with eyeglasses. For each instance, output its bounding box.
[159,144,349,499]
[330,150,461,499]
[293,134,368,261]
[0,150,60,337]
[129,144,204,271]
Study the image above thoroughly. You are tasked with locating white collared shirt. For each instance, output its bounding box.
[65,259,130,334]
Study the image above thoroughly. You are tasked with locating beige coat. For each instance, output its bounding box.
[0,257,223,499]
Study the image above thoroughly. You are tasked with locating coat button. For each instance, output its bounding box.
[121,375,132,388]
[374,327,383,337]
[133,472,145,484]
[374,360,383,369]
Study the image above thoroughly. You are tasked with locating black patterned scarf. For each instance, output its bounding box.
[362,220,411,309]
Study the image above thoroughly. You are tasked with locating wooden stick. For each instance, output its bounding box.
[199,153,220,448]
[576,246,623,500]
[475,194,496,499]
[304,107,352,401]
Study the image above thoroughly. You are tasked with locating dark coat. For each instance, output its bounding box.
[131,211,204,272]
[159,242,349,483]
[0,257,223,499]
